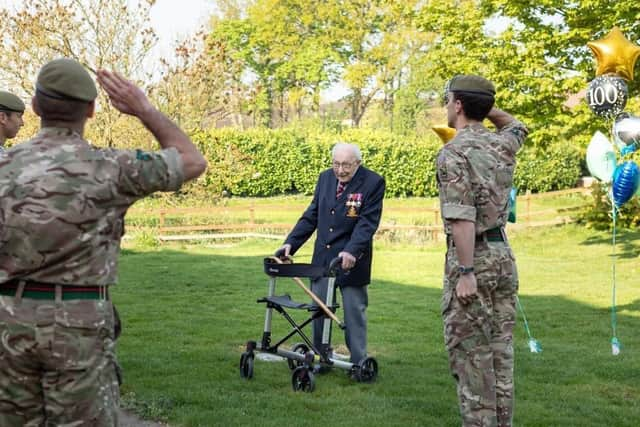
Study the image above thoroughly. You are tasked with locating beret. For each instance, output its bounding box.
[0,90,25,112]
[36,58,97,102]
[448,75,495,97]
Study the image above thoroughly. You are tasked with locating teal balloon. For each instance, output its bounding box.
[586,131,617,183]
[508,187,517,223]
[612,161,640,207]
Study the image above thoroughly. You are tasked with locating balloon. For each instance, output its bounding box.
[612,112,640,155]
[586,131,617,182]
[508,187,517,223]
[432,125,456,143]
[586,75,628,118]
[612,161,640,207]
[587,27,640,81]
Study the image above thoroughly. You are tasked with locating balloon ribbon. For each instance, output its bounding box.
[610,194,621,355]
[516,296,542,353]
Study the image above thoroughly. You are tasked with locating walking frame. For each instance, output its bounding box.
[239,254,378,392]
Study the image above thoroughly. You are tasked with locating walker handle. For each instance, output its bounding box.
[327,256,343,276]
[273,248,292,262]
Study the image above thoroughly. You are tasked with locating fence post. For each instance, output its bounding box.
[433,202,440,241]
[249,203,256,230]
[525,190,532,224]
[159,210,166,229]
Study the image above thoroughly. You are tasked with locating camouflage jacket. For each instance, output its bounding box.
[436,120,528,235]
[0,127,184,285]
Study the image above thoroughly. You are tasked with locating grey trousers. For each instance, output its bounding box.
[311,278,369,364]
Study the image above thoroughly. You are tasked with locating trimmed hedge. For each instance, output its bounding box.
[189,128,583,197]
[513,142,584,193]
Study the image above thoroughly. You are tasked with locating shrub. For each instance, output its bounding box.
[189,128,583,198]
[575,182,640,230]
[514,142,583,193]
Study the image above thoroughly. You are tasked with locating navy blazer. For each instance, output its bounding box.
[285,165,385,287]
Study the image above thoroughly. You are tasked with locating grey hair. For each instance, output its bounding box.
[331,142,362,161]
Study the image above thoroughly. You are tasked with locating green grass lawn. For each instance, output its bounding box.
[126,190,591,231]
[113,223,640,427]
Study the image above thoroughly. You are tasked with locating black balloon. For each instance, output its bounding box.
[586,75,628,118]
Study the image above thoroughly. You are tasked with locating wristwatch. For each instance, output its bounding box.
[457,265,474,275]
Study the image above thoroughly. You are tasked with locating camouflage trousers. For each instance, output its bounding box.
[0,294,120,426]
[441,242,518,427]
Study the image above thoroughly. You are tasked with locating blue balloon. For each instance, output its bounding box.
[620,144,636,156]
[612,161,640,207]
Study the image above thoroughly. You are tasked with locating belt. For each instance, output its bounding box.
[448,227,506,246]
[481,227,506,242]
[0,279,107,300]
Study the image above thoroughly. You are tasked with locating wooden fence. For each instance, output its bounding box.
[126,187,592,242]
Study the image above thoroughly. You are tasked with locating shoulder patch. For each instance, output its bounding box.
[136,149,153,161]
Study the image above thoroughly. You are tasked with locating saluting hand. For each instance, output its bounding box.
[96,70,153,118]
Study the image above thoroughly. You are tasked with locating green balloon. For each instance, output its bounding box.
[586,131,617,183]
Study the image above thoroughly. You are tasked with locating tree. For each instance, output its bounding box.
[208,16,277,127]
[489,0,640,147]
[206,0,436,129]
[151,29,251,131]
[417,0,640,148]
[265,0,340,118]
[207,0,340,128]
[327,0,428,127]
[0,0,158,147]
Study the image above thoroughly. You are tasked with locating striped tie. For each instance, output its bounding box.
[336,181,346,199]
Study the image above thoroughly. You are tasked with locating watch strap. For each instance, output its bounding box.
[457,265,474,274]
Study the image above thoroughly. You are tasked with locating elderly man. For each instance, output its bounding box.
[278,142,385,373]
[0,90,25,151]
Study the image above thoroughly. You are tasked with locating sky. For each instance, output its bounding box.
[147,0,217,59]
[0,0,217,60]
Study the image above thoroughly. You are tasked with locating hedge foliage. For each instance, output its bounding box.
[575,182,640,231]
[188,128,584,198]
[513,142,584,193]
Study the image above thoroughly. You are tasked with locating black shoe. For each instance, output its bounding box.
[314,363,331,375]
[348,366,360,381]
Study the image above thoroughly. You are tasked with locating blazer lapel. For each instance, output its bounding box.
[331,175,343,207]
[346,168,365,194]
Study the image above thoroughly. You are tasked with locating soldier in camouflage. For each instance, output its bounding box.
[436,75,528,427]
[0,58,207,426]
[0,90,25,152]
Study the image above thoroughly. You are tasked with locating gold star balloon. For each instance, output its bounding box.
[587,27,640,80]
[432,125,456,143]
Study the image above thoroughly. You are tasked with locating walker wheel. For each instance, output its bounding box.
[239,351,254,379]
[287,343,310,370]
[291,366,315,392]
[355,357,378,383]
